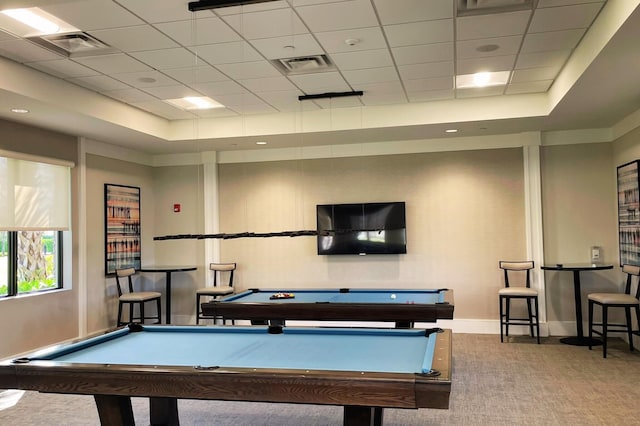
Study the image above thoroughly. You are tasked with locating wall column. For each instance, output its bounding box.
[202,151,219,287]
[523,137,547,330]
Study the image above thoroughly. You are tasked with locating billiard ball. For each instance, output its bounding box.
[390,294,396,299]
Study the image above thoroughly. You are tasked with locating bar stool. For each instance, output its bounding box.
[115,267,162,326]
[498,260,539,343]
[196,262,236,324]
[588,264,640,358]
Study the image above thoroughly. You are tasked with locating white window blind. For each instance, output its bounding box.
[0,156,71,231]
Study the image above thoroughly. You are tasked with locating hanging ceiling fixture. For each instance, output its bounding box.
[188,0,278,12]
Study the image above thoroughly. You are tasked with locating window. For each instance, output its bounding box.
[0,230,62,297]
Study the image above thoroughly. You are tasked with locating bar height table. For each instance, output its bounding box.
[139,265,197,324]
[541,263,613,346]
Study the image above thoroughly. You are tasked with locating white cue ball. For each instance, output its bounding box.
[390,294,396,299]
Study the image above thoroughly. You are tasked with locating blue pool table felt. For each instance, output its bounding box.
[224,288,447,304]
[34,326,437,375]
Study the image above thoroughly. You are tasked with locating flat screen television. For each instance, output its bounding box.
[316,202,407,255]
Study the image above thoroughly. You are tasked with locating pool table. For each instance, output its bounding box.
[0,324,451,426]
[202,288,454,328]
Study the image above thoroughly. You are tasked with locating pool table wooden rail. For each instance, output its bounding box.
[202,289,454,323]
[0,329,451,426]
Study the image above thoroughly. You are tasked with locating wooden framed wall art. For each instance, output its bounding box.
[105,184,141,275]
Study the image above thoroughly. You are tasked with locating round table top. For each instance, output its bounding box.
[139,265,197,272]
[541,263,613,271]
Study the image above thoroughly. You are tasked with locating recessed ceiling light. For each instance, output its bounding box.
[10,108,29,114]
[256,141,267,145]
[456,71,510,89]
[164,96,224,110]
[2,8,59,33]
[445,129,458,133]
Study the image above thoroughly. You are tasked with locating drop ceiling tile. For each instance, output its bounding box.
[397,61,453,80]
[457,36,523,59]
[407,89,454,102]
[456,55,516,74]
[222,7,308,39]
[216,60,281,80]
[190,108,239,119]
[296,0,379,32]
[163,66,228,84]
[191,80,248,97]
[457,10,531,40]
[103,88,157,103]
[374,0,453,25]
[391,42,453,66]
[240,76,297,93]
[456,85,505,98]
[111,70,178,88]
[515,49,571,69]
[288,71,351,93]
[359,83,407,106]
[343,67,398,85]
[131,100,196,119]
[312,96,363,109]
[140,85,203,99]
[232,103,279,115]
[251,34,324,60]
[0,39,62,63]
[42,1,144,31]
[315,27,387,53]
[510,66,561,82]
[27,58,100,78]
[529,3,604,33]
[257,89,306,110]
[330,49,393,71]
[114,0,201,23]
[213,0,290,16]
[521,28,586,53]
[404,76,453,92]
[73,54,152,74]
[130,48,198,70]
[191,108,239,118]
[195,41,262,65]
[385,19,454,47]
[155,17,240,47]
[67,75,130,92]
[90,26,178,53]
[505,79,553,94]
[215,92,270,107]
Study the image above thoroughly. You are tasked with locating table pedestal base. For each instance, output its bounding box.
[559,336,602,346]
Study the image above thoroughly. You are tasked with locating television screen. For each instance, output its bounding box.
[316,202,407,255]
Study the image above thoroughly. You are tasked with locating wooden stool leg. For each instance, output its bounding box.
[602,306,608,358]
[534,297,540,344]
[625,307,633,351]
[499,296,504,342]
[588,300,594,350]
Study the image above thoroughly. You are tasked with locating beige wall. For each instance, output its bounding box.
[1,115,638,358]
[0,119,79,359]
[219,148,527,320]
[84,159,204,329]
[540,142,618,326]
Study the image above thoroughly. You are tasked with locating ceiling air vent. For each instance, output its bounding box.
[271,54,334,75]
[456,0,534,17]
[28,32,115,58]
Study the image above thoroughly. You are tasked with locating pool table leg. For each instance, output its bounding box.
[94,395,135,426]
[343,405,384,425]
[150,397,179,425]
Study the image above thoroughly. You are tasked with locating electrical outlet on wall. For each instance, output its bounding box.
[590,246,601,263]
